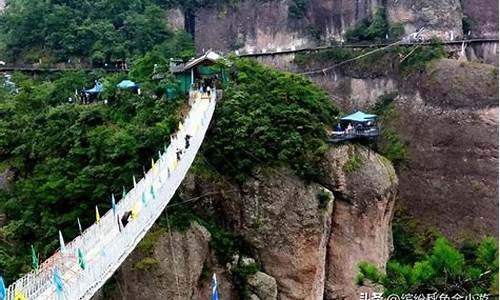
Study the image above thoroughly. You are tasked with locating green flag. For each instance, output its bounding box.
[31,245,39,271]
[77,248,86,270]
[122,186,127,199]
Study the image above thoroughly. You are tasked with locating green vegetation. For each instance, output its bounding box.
[342,155,363,173]
[345,8,403,42]
[0,53,192,282]
[317,190,332,210]
[372,94,408,165]
[232,261,260,299]
[288,0,309,19]
[0,0,195,65]
[398,43,447,72]
[206,58,338,181]
[358,211,499,295]
[462,15,473,35]
[358,237,498,295]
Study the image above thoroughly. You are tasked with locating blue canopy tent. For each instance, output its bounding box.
[340,111,377,122]
[84,82,104,95]
[117,80,139,89]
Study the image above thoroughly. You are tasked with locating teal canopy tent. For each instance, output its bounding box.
[84,82,104,94]
[117,80,138,89]
[341,111,377,122]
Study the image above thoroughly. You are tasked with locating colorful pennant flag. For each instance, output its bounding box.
[111,194,116,216]
[14,290,27,300]
[133,175,137,187]
[150,185,156,200]
[141,191,147,207]
[0,276,7,300]
[122,186,127,199]
[31,245,39,271]
[211,273,219,300]
[131,203,139,220]
[117,214,122,232]
[95,206,101,223]
[59,231,66,253]
[53,267,64,299]
[77,217,83,234]
[77,248,86,270]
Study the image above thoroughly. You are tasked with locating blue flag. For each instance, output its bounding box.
[0,276,6,300]
[141,191,147,207]
[211,273,219,300]
[150,185,156,200]
[111,194,116,216]
[53,267,64,299]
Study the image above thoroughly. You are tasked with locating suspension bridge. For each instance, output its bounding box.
[5,90,217,300]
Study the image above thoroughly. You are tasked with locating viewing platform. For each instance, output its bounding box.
[327,111,380,143]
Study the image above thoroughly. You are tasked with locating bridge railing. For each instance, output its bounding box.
[6,90,217,300]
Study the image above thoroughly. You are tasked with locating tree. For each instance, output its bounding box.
[357,237,499,295]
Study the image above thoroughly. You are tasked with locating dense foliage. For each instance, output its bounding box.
[345,8,404,42]
[205,58,338,181]
[0,0,195,64]
[358,211,499,295]
[358,237,498,295]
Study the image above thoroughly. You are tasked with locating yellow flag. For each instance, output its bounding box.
[14,291,27,300]
[178,122,183,131]
[131,203,140,220]
[95,206,100,223]
[151,158,156,173]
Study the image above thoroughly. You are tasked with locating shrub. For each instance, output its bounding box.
[372,94,408,165]
[317,190,332,209]
[288,0,309,19]
[345,7,388,42]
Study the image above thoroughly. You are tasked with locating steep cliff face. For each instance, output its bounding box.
[462,0,499,38]
[319,145,397,299]
[191,0,484,53]
[185,145,397,299]
[386,0,463,40]
[100,145,397,299]
[395,59,499,238]
[286,55,498,238]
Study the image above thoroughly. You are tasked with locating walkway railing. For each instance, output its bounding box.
[6,90,217,300]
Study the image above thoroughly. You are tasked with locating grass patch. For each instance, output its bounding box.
[343,155,363,173]
[133,257,159,271]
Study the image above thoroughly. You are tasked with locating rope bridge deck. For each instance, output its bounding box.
[6,90,217,300]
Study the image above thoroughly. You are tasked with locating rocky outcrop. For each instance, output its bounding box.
[106,223,214,300]
[183,145,397,300]
[101,144,397,300]
[247,271,278,300]
[238,168,334,300]
[320,145,397,299]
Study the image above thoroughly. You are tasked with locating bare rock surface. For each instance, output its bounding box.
[320,145,398,299]
[108,222,212,300]
[238,168,334,300]
[247,271,278,300]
